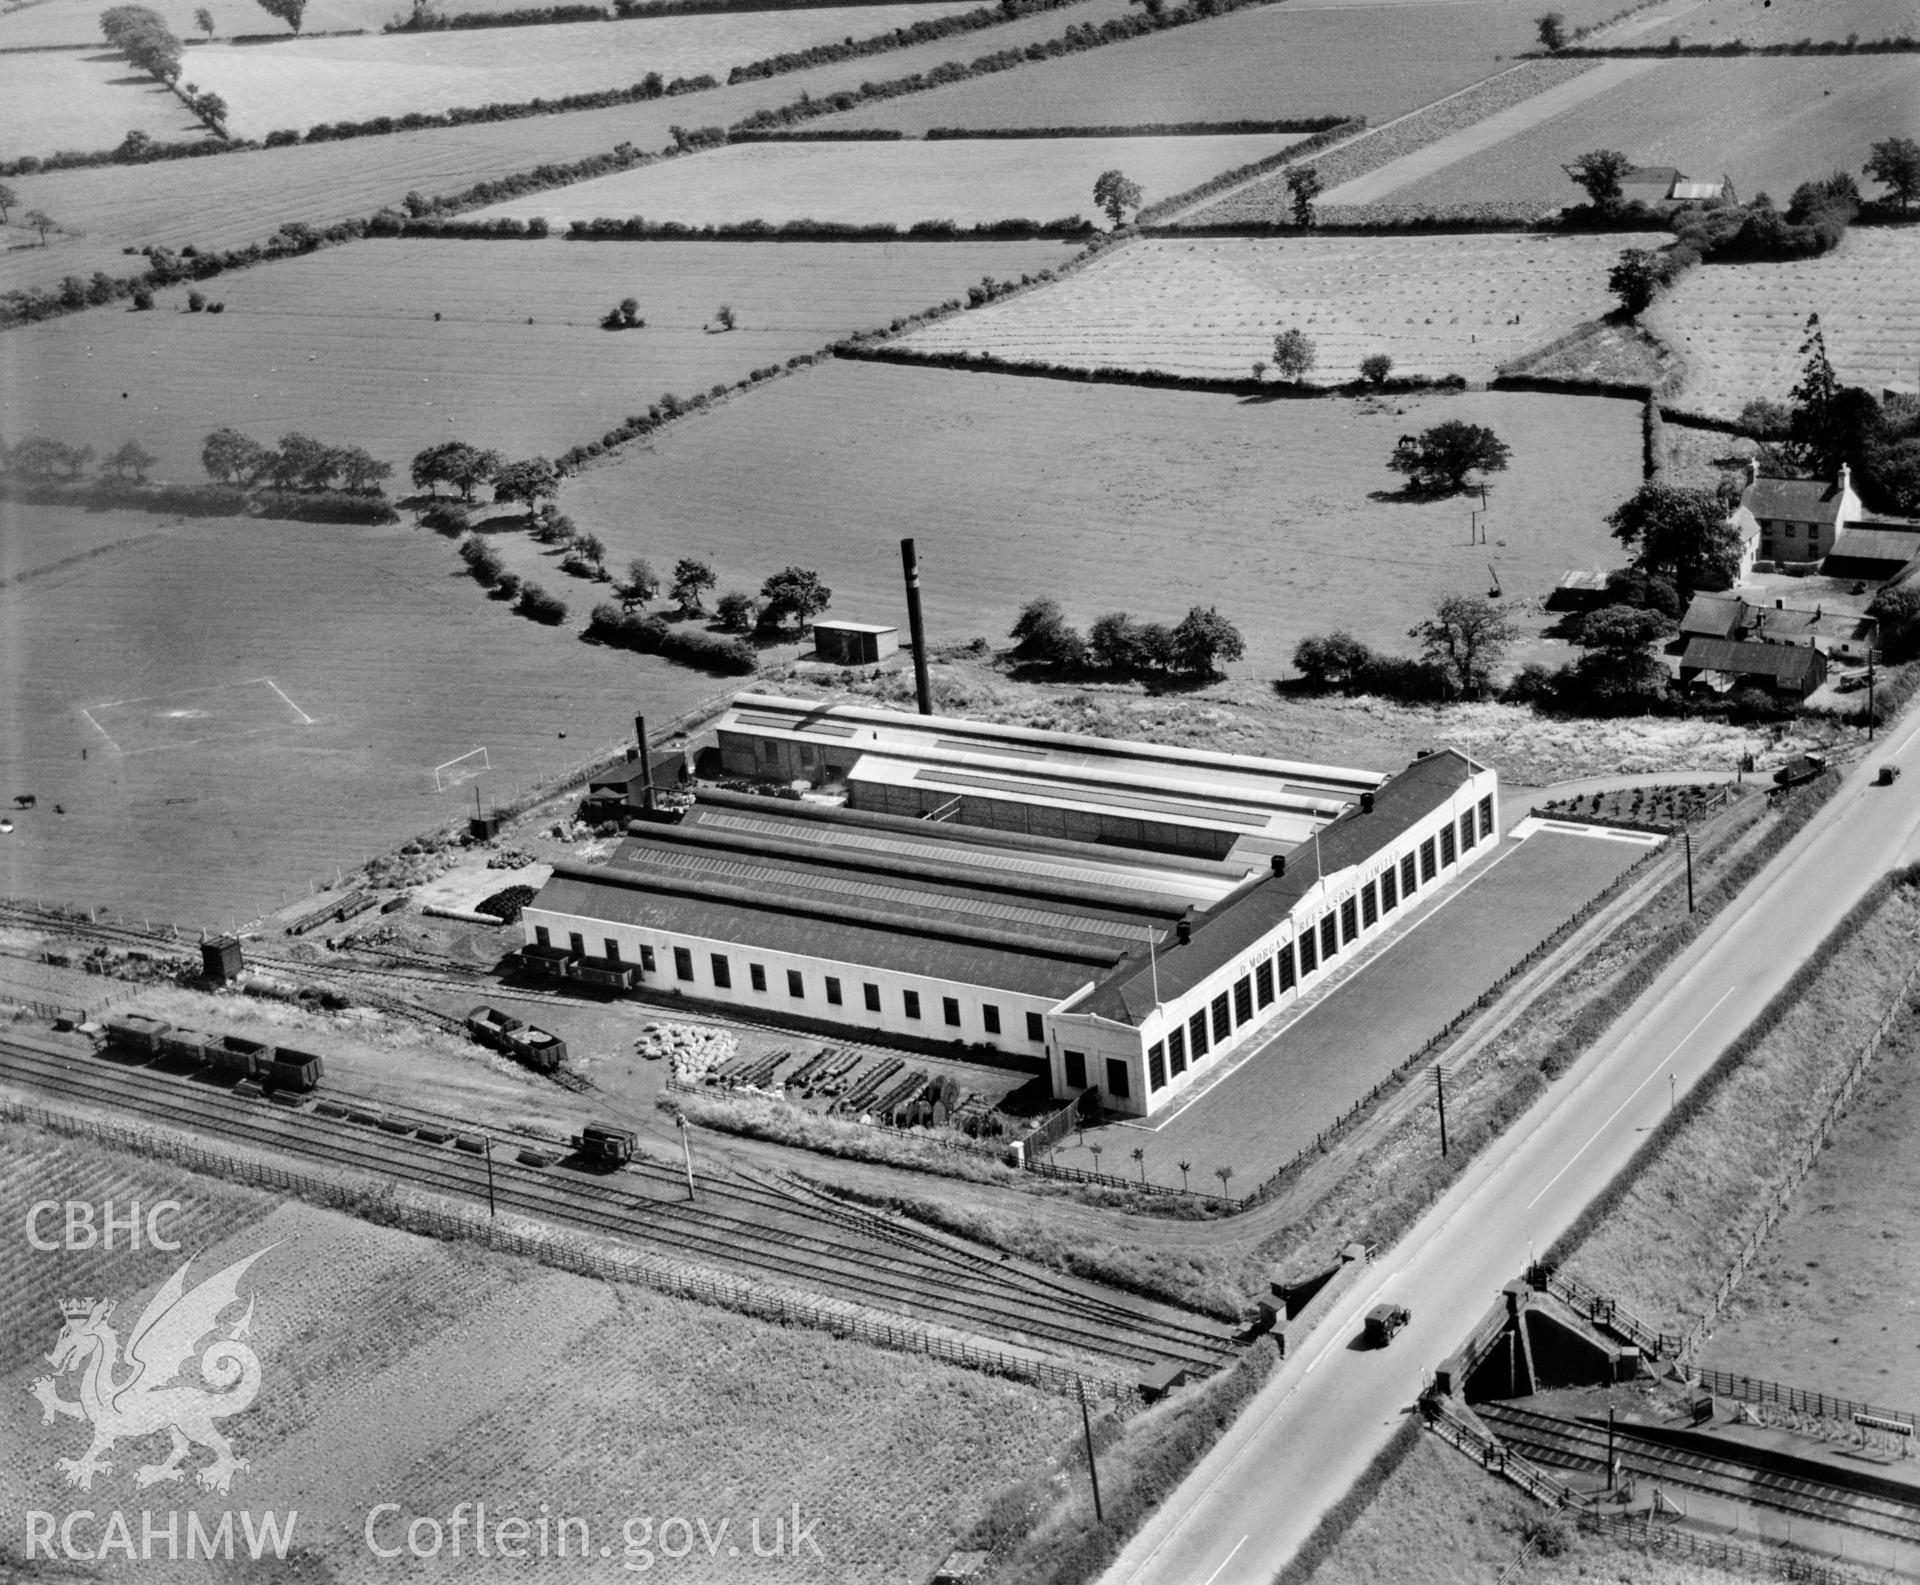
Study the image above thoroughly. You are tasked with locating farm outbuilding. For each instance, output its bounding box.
[1679,637,1828,701]
[524,698,1500,1118]
[812,620,899,667]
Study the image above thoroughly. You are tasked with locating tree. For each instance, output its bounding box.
[1089,612,1148,673]
[618,557,659,610]
[1738,397,1792,439]
[194,5,214,35]
[1092,168,1143,228]
[271,431,333,491]
[336,446,392,494]
[715,590,759,631]
[1293,632,1372,692]
[757,566,832,633]
[1864,136,1920,214]
[1411,594,1515,698]
[1535,10,1566,48]
[1608,247,1661,315]
[201,426,271,484]
[1359,352,1394,387]
[0,183,16,225]
[1868,583,1920,663]
[575,532,608,575]
[1271,328,1316,383]
[1171,607,1245,677]
[492,457,559,520]
[1009,597,1086,669]
[446,444,502,501]
[515,582,568,625]
[1387,421,1512,494]
[103,439,157,482]
[1577,603,1675,654]
[254,0,305,31]
[1286,165,1323,228]
[1606,481,1745,598]
[1567,149,1632,209]
[670,557,715,613]
[714,303,736,332]
[458,534,504,587]
[10,437,77,482]
[24,210,54,246]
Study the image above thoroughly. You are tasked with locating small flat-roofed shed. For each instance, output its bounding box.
[812,621,900,666]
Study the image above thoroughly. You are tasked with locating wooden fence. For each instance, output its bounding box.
[1424,1396,1580,1510]
[1574,1509,1893,1585]
[3,1096,1135,1401]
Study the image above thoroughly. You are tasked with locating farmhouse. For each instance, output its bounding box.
[1678,637,1828,701]
[521,698,1499,1117]
[1745,462,1863,567]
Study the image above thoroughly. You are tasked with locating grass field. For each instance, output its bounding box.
[1382,56,1920,218]
[0,48,214,157]
[0,238,1073,477]
[561,359,1643,675]
[186,1,982,139]
[894,232,1640,382]
[0,0,1136,297]
[1645,227,1920,419]
[1560,880,1920,1409]
[1064,830,1649,1184]
[473,132,1309,227]
[0,1123,1078,1584]
[0,0,644,47]
[817,0,1642,132]
[1604,0,1920,46]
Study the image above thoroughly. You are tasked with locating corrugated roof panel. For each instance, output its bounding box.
[910,767,1273,829]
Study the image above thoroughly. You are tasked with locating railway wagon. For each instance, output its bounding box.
[466,1005,525,1052]
[511,1026,567,1073]
[261,1045,324,1092]
[104,1013,172,1057]
[573,1123,636,1166]
[158,1026,212,1064]
[208,1033,271,1079]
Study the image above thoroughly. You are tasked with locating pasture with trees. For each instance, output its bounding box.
[1093,167,1143,227]
[1387,421,1511,496]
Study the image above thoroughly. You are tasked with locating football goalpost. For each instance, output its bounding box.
[433,747,490,792]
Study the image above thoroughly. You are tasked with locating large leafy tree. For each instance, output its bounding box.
[1091,169,1142,228]
[1566,149,1632,208]
[1286,166,1322,228]
[1171,606,1245,677]
[254,0,306,31]
[1271,328,1316,382]
[492,456,559,520]
[757,566,832,633]
[1864,136,1920,214]
[1387,421,1512,494]
[336,446,392,494]
[1293,631,1373,692]
[102,439,157,482]
[1410,594,1515,698]
[272,431,334,491]
[1606,482,1745,598]
[202,427,272,484]
[1009,596,1085,669]
[670,557,716,613]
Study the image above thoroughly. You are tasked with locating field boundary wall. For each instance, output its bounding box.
[0,1094,1140,1399]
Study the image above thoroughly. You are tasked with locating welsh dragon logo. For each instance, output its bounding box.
[29,1247,273,1495]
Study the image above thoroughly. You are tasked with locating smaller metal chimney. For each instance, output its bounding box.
[1360,791,1376,813]
[1270,854,1286,877]
[900,538,933,717]
[1176,919,1191,945]
[634,714,655,811]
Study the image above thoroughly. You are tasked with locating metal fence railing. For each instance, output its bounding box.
[1575,1508,1892,1585]
[1686,1368,1917,1442]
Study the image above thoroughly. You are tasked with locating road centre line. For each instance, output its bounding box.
[1525,985,1735,1210]
[1198,1535,1247,1585]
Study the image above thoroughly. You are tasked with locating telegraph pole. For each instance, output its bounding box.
[1077,1377,1104,1522]
[1684,827,1695,913]
[676,1112,696,1201]
[1435,1065,1449,1157]
[1868,649,1877,742]
[482,1133,496,1218]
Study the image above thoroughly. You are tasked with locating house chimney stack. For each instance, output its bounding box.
[900,538,933,717]
[1747,457,1761,485]
[1839,462,1852,495]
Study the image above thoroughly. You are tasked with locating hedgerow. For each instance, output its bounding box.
[928,116,1349,138]
[563,215,1092,240]
[587,604,759,673]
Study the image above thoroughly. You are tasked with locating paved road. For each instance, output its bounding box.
[1104,730,1920,1585]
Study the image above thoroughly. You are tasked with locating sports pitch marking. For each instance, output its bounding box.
[80,677,316,756]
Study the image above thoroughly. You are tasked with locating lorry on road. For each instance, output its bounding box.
[1364,1303,1412,1347]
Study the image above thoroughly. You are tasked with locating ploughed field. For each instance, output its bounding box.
[0,504,726,925]
[0,238,1074,476]
[814,0,1640,132]
[0,1124,1077,1585]
[471,132,1312,228]
[560,358,1642,675]
[0,48,216,158]
[1375,56,1920,220]
[894,232,1640,383]
[1644,227,1920,419]
[184,1,982,140]
[1603,0,1920,46]
[0,0,1136,297]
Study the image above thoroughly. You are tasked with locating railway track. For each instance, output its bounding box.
[1477,1401,1920,1547]
[0,1035,1234,1377]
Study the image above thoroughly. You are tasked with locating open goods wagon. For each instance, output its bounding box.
[466,1004,568,1073]
[103,1019,324,1092]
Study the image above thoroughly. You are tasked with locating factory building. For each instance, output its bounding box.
[521,697,1498,1118]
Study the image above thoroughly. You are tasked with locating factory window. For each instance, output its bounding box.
[1168,1026,1187,1075]
[1340,896,1358,943]
[1105,1058,1131,1100]
[1420,837,1437,882]
[1234,976,1254,1026]
[1211,992,1230,1042]
[1320,913,1338,960]
[943,996,961,1027]
[568,933,585,957]
[1025,1011,1044,1043]
[1459,812,1475,853]
[864,983,882,1013]
[1148,1042,1167,1091]
[639,945,656,973]
[787,970,805,999]
[1255,960,1275,1008]
[673,947,693,982]
[1189,1010,1210,1059]
[1361,882,1378,929]
[534,926,551,948]
[1064,1050,1087,1088]
[749,964,767,993]
[710,955,731,990]
[604,939,621,962]
[1277,941,1297,991]
[1381,866,1399,913]
[1401,852,1418,896]
[1298,928,1317,975]
[825,977,843,1006]
[1440,824,1457,867]
[903,989,921,1020]
[1479,795,1494,839]
[982,1004,1001,1036]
